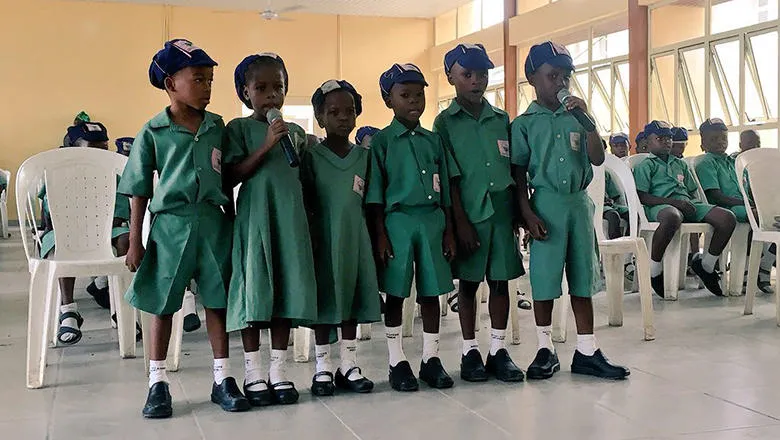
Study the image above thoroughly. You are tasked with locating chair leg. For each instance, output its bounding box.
[633,242,656,341]
[663,231,683,300]
[728,226,750,296]
[439,293,448,317]
[480,283,489,303]
[293,327,311,362]
[402,283,416,338]
[552,279,568,343]
[168,309,184,371]
[26,261,53,389]
[679,233,691,290]
[604,253,624,327]
[356,324,371,340]
[508,279,521,345]
[775,241,780,326]
[743,240,762,315]
[475,282,487,333]
[50,285,61,348]
[111,273,136,358]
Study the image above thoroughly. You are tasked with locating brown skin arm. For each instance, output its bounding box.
[125,196,149,272]
[513,166,548,240]
[586,130,605,166]
[224,119,287,187]
[637,191,696,218]
[367,204,393,267]
[704,189,745,208]
[442,206,457,262]
[450,178,480,255]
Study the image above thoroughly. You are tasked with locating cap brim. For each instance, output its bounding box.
[546,55,575,72]
[395,71,428,87]
[456,58,495,71]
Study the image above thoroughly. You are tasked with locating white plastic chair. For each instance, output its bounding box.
[735,149,780,324]
[628,154,713,300]
[588,156,655,340]
[16,148,136,389]
[1,169,10,238]
[686,155,750,296]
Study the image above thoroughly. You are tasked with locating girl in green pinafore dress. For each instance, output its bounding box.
[224,53,317,407]
[302,80,381,397]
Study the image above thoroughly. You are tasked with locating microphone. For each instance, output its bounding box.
[266,108,300,168]
[557,89,597,133]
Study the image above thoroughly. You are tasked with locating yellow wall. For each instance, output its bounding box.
[0,0,434,220]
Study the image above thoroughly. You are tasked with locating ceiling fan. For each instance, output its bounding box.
[260,0,304,21]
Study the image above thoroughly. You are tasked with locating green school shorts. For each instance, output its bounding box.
[729,205,748,223]
[645,197,715,223]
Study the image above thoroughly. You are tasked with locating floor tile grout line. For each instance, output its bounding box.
[701,392,780,422]
[673,422,780,437]
[315,397,364,440]
[175,374,207,440]
[46,349,64,440]
[435,389,513,438]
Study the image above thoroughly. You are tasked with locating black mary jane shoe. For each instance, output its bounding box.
[243,380,273,407]
[335,367,374,393]
[651,273,665,298]
[690,257,724,297]
[526,348,560,380]
[269,380,300,405]
[311,371,336,397]
[571,349,630,380]
[142,382,173,419]
[389,361,419,392]
[485,349,525,382]
[460,349,488,382]
[211,377,251,412]
[419,357,454,389]
[86,281,111,309]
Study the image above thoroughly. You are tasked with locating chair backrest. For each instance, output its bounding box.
[626,153,650,170]
[625,153,653,226]
[15,148,127,263]
[735,148,780,233]
[682,155,710,203]
[602,154,642,237]
[0,169,9,203]
[586,162,607,241]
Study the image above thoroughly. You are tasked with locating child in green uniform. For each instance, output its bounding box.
[695,121,774,293]
[302,79,382,396]
[40,122,131,345]
[633,120,736,298]
[224,53,317,406]
[604,136,629,239]
[512,42,629,380]
[609,132,629,159]
[671,127,688,159]
[434,44,524,383]
[121,39,249,418]
[635,131,648,154]
[355,126,379,148]
[367,63,457,391]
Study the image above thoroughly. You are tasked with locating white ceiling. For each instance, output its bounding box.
[89,0,474,18]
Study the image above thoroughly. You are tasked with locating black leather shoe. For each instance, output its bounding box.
[690,257,724,296]
[243,380,273,407]
[526,348,560,380]
[142,382,172,419]
[419,357,454,389]
[485,349,524,382]
[86,281,111,309]
[311,372,336,397]
[571,349,630,380]
[269,381,299,405]
[460,349,488,382]
[211,378,250,412]
[389,361,419,392]
[183,313,201,333]
[651,273,665,298]
[335,367,374,393]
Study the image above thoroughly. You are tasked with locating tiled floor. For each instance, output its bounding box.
[2,231,780,440]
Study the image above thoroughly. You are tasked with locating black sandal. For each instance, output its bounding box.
[447,294,459,313]
[243,379,273,407]
[269,380,299,405]
[335,367,374,393]
[311,372,335,397]
[57,311,84,346]
[111,313,142,341]
[517,291,532,310]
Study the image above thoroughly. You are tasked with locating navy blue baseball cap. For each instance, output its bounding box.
[609,132,629,144]
[355,126,379,145]
[149,39,217,90]
[66,121,109,144]
[699,118,728,133]
[635,131,647,144]
[115,137,134,156]
[234,53,289,108]
[311,79,363,116]
[644,120,674,138]
[444,43,495,74]
[379,63,428,99]
[524,41,574,80]
[672,126,689,142]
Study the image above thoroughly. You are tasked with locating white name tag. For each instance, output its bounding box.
[433,173,441,193]
[353,175,365,197]
[211,148,222,174]
[497,140,510,158]
[570,132,581,151]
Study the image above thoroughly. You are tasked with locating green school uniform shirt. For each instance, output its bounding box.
[0,172,7,193]
[433,99,513,224]
[695,152,743,202]
[118,109,229,213]
[510,102,593,193]
[632,153,698,199]
[604,172,628,215]
[366,118,452,212]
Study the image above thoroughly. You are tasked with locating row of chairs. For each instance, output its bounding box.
[1,168,10,239]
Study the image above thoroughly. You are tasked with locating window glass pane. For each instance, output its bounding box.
[482,0,504,28]
[497,88,505,109]
[485,90,498,107]
[651,0,705,49]
[755,128,779,150]
[488,65,505,88]
[457,1,482,38]
[748,31,778,122]
[711,0,778,35]
[566,40,589,66]
[710,39,740,125]
[592,30,629,61]
[282,105,315,133]
[678,47,706,129]
[651,54,675,122]
[614,63,630,134]
[570,71,590,106]
[518,82,535,114]
[684,132,701,157]
[591,67,612,133]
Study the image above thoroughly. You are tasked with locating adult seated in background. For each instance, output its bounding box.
[39,121,133,345]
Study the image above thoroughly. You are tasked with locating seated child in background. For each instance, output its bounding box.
[604,136,629,239]
[609,132,629,159]
[670,126,700,269]
[635,131,648,153]
[633,120,736,298]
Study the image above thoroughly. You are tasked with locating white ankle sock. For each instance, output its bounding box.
[269,349,292,390]
[385,325,406,367]
[94,276,108,290]
[650,259,663,278]
[489,328,506,356]
[536,325,554,351]
[422,332,440,363]
[701,252,718,273]
[314,344,332,382]
[149,360,168,388]
[340,339,364,380]
[59,303,79,343]
[213,358,230,385]
[244,350,266,391]
[576,334,598,356]
[182,291,196,317]
[462,339,479,356]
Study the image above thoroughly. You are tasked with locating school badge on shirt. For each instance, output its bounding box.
[570,132,581,151]
[676,173,684,184]
[211,148,222,173]
[353,175,365,197]
[497,140,510,158]
[433,173,441,193]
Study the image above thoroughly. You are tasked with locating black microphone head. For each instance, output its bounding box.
[266,108,283,123]
[556,88,571,105]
